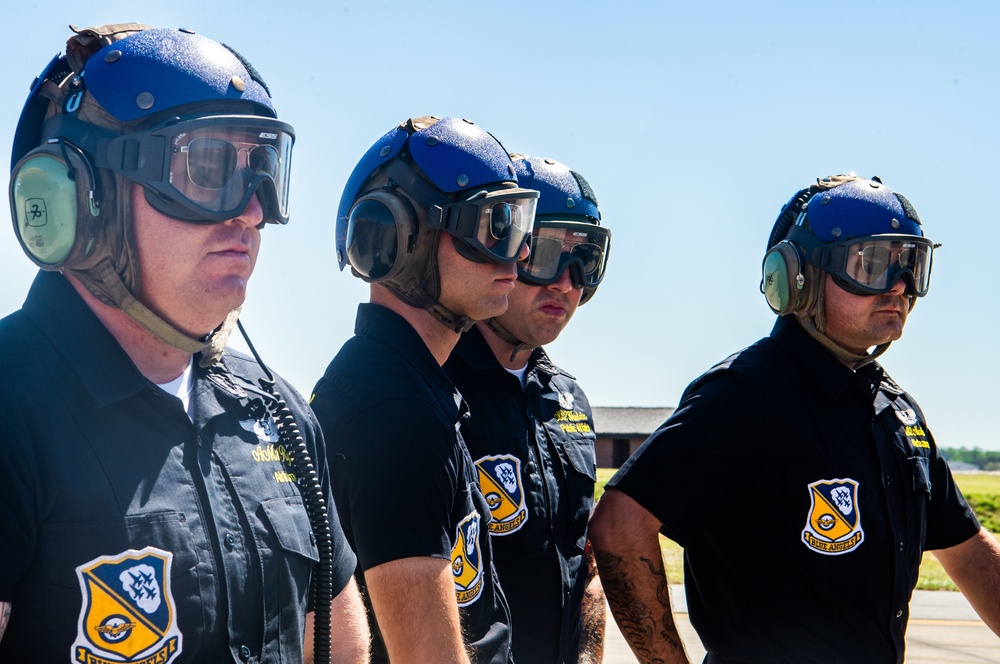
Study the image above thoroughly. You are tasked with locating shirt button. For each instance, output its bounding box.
[239,645,252,661]
[898,541,905,551]
[896,610,903,618]
[225,532,237,550]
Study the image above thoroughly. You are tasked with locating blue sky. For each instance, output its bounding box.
[2,1,998,450]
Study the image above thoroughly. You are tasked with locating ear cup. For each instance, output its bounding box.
[345,189,417,282]
[762,241,805,315]
[10,141,100,269]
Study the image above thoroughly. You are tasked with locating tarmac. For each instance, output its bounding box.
[602,586,1000,663]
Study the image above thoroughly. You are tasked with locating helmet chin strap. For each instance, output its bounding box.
[69,258,239,366]
[382,280,475,334]
[483,318,535,364]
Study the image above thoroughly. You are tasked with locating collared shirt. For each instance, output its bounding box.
[0,271,356,663]
[445,327,598,663]
[311,303,512,664]
[610,315,980,664]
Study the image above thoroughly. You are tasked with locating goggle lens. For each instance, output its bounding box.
[841,238,933,295]
[183,137,280,189]
[465,193,537,262]
[519,222,610,288]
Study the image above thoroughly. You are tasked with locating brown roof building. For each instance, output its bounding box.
[592,406,675,468]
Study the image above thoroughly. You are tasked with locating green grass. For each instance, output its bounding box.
[595,469,1000,591]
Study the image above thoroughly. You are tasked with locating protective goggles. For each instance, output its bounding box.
[814,235,935,296]
[518,220,611,289]
[98,115,294,224]
[428,188,538,264]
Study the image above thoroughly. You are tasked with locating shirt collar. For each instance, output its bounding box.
[22,271,147,406]
[770,315,875,402]
[355,302,463,414]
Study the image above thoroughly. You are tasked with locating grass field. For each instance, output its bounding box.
[595,469,1000,591]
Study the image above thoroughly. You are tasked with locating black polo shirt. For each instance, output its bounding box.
[445,326,597,663]
[0,271,356,663]
[610,315,979,664]
[310,303,511,664]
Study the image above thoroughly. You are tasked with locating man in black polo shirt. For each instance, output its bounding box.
[590,174,1000,663]
[444,154,611,663]
[311,117,539,664]
[0,23,367,663]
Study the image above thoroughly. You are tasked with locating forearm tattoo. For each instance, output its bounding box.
[594,549,684,663]
[0,602,10,640]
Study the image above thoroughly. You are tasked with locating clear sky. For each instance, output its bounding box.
[2,1,998,449]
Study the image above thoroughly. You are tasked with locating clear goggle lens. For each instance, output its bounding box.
[99,116,295,224]
[441,189,538,263]
[168,124,293,223]
[519,221,611,288]
[838,237,934,295]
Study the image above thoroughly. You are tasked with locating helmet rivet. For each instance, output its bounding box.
[831,227,842,238]
[544,158,556,165]
[891,218,901,229]
[820,195,831,205]
[135,92,155,110]
[426,136,439,146]
[104,50,122,63]
[379,146,392,157]
[457,174,470,187]
[566,198,575,208]
[231,75,246,92]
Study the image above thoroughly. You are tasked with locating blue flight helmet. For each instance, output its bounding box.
[510,154,610,305]
[9,23,294,358]
[337,116,539,332]
[761,174,936,360]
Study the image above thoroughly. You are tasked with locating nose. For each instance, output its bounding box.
[230,191,264,228]
[887,274,908,296]
[517,240,531,262]
[547,266,575,294]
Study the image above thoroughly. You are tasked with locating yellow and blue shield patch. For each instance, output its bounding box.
[451,511,484,607]
[71,547,182,664]
[801,478,865,555]
[474,454,528,536]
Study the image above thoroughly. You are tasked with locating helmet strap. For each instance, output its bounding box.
[67,258,238,365]
[483,318,536,364]
[382,280,474,334]
[795,313,886,371]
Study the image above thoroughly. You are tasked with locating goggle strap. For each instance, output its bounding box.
[380,157,447,218]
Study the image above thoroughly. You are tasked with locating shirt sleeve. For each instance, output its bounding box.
[609,370,768,547]
[317,395,461,571]
[922,422,982,551]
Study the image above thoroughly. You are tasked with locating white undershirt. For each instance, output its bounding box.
[155,357,195,420]
[505,365,528,387]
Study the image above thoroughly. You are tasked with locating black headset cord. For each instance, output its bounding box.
[237,320,334,664]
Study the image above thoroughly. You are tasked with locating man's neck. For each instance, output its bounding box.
[475,321,530,371]
[66,274,195,384]
[370,285,461,366]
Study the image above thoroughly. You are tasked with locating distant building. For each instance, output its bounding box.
[592,406,674,468]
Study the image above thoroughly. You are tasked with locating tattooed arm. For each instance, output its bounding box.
[578,542,606,664]
[589,488,690,664]
[0,601,9,642]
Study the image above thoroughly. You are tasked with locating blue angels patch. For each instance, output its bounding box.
[451,511,485,606]
[71,547,182,664]
[474,455,528,535]
[801,478,865,556]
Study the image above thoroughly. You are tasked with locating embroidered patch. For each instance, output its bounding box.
[475,455,528,535]
[558,391,575,411]
[452,511,484,606]
[240,413,280,443]
[72,547,182,663]
[801,479,865,556]
[894,408,918,426]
